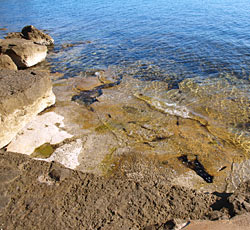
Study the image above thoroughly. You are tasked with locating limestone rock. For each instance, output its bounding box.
[0,38,47,68]
[21,25,54,46]
[0,69,55,148]
[7,112,73,155]
[0,54,17,70]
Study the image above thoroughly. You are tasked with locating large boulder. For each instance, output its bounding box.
[21,25,54,46]
[0,54,18,70]
[0,38,47,68]
[0,69,56,148]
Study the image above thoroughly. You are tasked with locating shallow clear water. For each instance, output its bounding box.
[1,0,250,79]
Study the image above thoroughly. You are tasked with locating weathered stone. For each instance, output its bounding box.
[2,150,250,229]
[0,54,18,70]
[6,67,248,193]
[184,214,250,230]
[0,38,47,68]
[21,25,54,46]
[7,112,73,155]
[37,139,82,170]
[0,69,55,148]
[4,32,24,40]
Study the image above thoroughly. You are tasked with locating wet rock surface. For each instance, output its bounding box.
[0,60,249,228]
[7,67,250,193]
[1,150,250,230]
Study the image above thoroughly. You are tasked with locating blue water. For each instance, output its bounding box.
[0,0,250,80]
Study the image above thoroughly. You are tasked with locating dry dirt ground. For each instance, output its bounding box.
[1,150,250,230]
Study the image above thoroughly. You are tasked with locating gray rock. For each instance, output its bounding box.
[0,69,55,148]
[0,54,18,70]
[0,38,47,68]
[22,25,54,46]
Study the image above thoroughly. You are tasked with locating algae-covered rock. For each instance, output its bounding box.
[31,143,55,158]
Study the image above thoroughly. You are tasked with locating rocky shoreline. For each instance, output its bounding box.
[0,25,54,70]
[0,26,250,229]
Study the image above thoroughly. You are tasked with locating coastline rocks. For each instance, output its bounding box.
[21,25,54,46]
[0,54,17,70]
[4,32,24,40]
[0,38,47,68]
[0,69,55,148]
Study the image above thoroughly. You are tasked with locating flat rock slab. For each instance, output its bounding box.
[7,112,73,155]
[0,69,55,148]
[0,38,47,68]
[183,214,250,230]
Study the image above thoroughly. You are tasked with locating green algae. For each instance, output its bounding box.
[95,124,109,133]
[31,143,55,159]
[99,147,118,176]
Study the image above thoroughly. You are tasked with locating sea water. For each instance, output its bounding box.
[0,0,249,79]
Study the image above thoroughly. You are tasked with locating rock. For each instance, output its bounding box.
[0,69,55,148]
[183,214,250,230]
[4,32,24,40]
[7,112,73,155]
[21,25,54,46]
[61,41,91,49]
[95,68,119,84]
[0,54,18,70]
[0,38,47,68]
[36,139,82,170]
[73,75,103,91]
[2,149,250,229]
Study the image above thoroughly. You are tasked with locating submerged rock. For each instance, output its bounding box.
[0,38,47,68]
[0,69,55,148]
[0,54,17,70]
